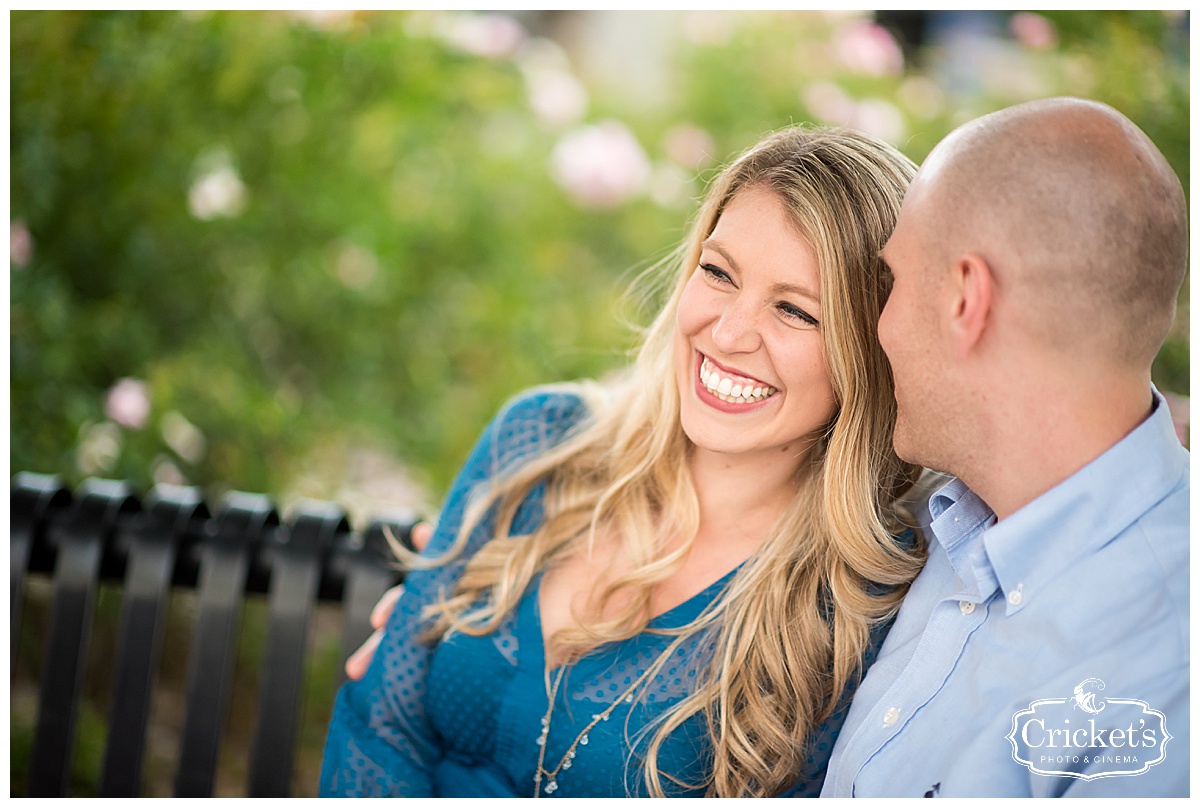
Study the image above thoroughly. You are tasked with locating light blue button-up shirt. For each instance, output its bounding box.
[822,390,1189,797]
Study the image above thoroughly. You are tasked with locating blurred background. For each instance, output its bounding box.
[9,9,1190,796]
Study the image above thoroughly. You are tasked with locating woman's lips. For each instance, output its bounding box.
[694,352,778,411]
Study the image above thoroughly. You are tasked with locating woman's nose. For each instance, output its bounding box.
[710,300,762,354]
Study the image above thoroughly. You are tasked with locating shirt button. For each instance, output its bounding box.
[883,707,900,726]
[959,600,976,615]
[1008,586,1024,606]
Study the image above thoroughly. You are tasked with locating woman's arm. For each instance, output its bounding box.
[342,522,433,681]
[319,389,586,796]
[319,424,499,795]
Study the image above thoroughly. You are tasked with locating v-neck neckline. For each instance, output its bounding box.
[517,564,740,680]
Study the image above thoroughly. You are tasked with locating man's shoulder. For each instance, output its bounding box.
[1000,482,1190,700]
[1129,450,1190,540]
[1119,465,1190,644]
[1097,448,1189,603]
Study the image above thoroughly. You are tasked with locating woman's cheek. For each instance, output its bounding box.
[675,273,717,339]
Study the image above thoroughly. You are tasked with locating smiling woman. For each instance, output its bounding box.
[320,125,927,797]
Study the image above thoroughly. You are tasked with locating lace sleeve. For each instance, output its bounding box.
[319,389,587,796]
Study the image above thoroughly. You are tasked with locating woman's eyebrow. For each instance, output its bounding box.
[702,238,821,303]
[700,238,740,274]
[770,281,821,304]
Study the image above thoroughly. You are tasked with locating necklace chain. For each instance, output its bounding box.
[532,661,656,797]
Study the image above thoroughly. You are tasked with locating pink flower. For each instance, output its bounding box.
[526,69,588,130]
[104,378,151,430]
[517,38,587,130]
[550,121,651,210]
[10,220,32,268]
[437,12,526,59]
[802,84,906,145]
[1010,12,1057,50]
[849,98,906,145]
[288,10,356,31]
[683,11,737,46]
[834,20,904,77]
[662,125,717,170]
[803,81,856,126]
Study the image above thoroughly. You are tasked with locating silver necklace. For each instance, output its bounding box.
[532,661,656,797]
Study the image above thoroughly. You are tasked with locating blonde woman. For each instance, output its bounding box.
[320,125,926,797]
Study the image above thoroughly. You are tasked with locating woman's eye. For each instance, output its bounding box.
[778,302,819,327]
[700,263,733,285]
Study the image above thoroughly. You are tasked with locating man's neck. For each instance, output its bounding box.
[957,373,1154,520]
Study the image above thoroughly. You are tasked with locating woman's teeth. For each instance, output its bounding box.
[699,356,777,404]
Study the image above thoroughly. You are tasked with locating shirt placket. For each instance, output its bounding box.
[839,588,993,796]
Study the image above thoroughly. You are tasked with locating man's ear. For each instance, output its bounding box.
[950,253,993,360]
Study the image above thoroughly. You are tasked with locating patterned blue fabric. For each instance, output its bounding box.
[320,388,895,797]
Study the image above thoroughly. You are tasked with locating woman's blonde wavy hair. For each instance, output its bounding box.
[406,125,925,796]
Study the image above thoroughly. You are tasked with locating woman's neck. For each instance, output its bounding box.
[687,444,806,552]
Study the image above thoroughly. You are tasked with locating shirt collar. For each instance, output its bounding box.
[927,477,997,599]
[927,387,1187,616]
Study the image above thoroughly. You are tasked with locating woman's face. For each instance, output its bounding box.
[673,186,837,466]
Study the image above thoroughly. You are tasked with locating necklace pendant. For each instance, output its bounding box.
[545,778,558,794]
[563,758,572,770]
[579,733,589,746]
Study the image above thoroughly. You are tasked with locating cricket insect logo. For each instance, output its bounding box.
[1071,678,1106,715]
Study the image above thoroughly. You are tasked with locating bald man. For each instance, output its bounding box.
[821,98,1189,796]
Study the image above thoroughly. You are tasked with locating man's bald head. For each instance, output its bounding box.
[908,97,1187,367]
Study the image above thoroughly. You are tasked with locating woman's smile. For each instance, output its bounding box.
[694,352,778,410]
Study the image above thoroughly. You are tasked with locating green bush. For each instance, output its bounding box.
[12,9,1189,506]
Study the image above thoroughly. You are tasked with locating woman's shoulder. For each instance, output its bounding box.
[482,383,600,472]
[494,384,592,430]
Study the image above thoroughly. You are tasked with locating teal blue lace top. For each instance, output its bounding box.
[320,389,897,797]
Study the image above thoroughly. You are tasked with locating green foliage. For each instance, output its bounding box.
[11,10,1190,507]
[11,11,664,499]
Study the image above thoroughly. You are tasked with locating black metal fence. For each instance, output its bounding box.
[11,471,412,797]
